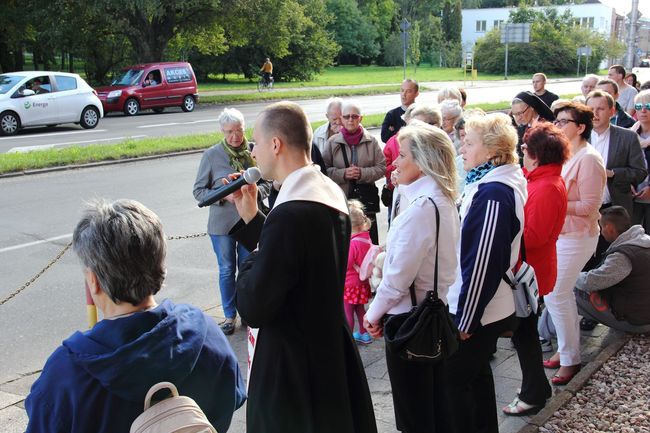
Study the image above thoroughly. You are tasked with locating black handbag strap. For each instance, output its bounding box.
[408,197,441,306]
[339,142,359,188]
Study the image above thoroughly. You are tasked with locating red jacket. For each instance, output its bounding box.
[523,163,568,296]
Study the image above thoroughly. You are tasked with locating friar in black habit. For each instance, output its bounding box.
[227,101,377,433]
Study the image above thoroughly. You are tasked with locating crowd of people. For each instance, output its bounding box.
[24,65,650,433]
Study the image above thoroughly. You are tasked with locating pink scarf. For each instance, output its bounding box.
[341,126,364,146]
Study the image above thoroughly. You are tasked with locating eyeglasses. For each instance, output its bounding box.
[553,119,578,127]
[342,114,361,120]
[223,128,244,135]
[634,103,650,111]
[512,106,530,117]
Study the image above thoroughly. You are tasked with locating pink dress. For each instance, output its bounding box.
[344,232,372,304]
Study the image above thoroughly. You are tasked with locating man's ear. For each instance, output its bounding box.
[271,136,282,155]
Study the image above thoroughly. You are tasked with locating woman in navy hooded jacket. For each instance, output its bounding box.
[25,199,246,433]
[446,112,526,433]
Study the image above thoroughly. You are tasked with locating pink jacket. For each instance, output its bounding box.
[561,144,607,238]
[383,135,399,188]
[345,231,372,289]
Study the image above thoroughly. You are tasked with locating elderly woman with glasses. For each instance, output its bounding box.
[631,90,650,233]
[193,107,258,335]
[440,99,463,141]
[540,102,607,385]
[511,91,556,161]
[323,101,386,243]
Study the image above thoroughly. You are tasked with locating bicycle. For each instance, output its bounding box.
[257,74,274,92]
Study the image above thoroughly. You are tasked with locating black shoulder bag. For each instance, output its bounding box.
[340,142,380,213]
[383,198,460,363]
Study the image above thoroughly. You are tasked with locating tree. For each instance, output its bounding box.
[326,0,380,64]
[474,6,610,75]
[89,0,224,63]
[410,21,421,72]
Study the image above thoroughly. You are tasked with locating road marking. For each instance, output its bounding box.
[137,119,215,128]
[0,129,107,140]
[0,234,73,254]
[7,135,148,153]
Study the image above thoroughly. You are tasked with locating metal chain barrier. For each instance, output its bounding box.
[0,232,207,306]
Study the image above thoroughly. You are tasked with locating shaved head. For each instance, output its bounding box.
[259,101,312,156]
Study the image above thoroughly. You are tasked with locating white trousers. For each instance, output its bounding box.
[544,234,598,366]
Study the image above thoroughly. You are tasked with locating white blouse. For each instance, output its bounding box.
[366,176,460,324]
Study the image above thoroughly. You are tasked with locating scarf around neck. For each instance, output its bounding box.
[465,161,496,184]
[220,138,255,172]
[341,126,364,146]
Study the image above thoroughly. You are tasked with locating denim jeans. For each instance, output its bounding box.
[210,234,250,319]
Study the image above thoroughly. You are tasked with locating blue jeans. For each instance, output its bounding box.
[210,234,250,319]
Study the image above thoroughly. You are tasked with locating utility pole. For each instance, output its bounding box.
[626,0,640,69]
[401,18,410,80]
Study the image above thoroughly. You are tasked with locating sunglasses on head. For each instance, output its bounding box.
[342,114,361,120]
[635,103,650,111]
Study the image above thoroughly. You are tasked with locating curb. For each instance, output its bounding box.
[517,334,631,433]
[0,149,206,179]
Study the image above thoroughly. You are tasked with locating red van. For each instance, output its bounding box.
[95,62,199,116]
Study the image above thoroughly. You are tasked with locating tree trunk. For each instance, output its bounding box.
[69,53,74,73]
[61,50,66,71]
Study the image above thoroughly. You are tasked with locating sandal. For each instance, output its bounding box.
[502,397,541,416]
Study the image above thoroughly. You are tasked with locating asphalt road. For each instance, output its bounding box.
[0,79,581,154]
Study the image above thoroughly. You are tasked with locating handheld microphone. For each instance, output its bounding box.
[198,167,262,208]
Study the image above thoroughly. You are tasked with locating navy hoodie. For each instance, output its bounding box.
[25,299,246,433]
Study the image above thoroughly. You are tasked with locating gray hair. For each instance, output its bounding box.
[217,108,245,130]
[73,199,167,305]
[342,100,362,114]
[397,121,458,202]
[406,103,442,127]
[583,74,600,85]
[440,99,462,117]
[437,86,462,104]
[326,97,344,112]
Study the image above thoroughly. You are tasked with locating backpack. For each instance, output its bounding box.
[130,382,217,433]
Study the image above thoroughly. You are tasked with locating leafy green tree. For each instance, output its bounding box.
[326,0,380,64]
[474,6,608,74]
[382,32,404,66]
[410,21,421,72]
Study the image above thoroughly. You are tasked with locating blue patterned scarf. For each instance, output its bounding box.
[465,161,496,184]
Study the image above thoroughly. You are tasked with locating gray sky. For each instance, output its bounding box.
[598,0,650,19]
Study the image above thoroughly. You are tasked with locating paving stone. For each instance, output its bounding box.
[0,391,23,410]
[0,406,29,433]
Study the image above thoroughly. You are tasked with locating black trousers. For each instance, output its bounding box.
[446,314,517,433]
[512,313,552,405]
[583,204,612,271]
[368,213,379,244]
[385,344,452,433]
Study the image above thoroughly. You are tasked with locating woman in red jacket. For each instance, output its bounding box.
[504,123,568,416]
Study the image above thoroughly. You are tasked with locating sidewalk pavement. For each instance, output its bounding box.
[0,309,622,433]
[198,77,581,97]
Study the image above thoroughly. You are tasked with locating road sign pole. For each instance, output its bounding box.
[577,54,581,77]
[504,43,509,80]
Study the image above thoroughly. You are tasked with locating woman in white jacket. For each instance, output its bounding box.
[364,121,460,433]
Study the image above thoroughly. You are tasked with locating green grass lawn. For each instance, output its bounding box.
[198,64,540,92]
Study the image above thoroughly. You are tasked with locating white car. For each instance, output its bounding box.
[0,71,103,136]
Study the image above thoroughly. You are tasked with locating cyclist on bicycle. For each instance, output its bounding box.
[260,57,273,86]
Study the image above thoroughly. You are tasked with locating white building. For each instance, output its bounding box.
[461,0,624,57]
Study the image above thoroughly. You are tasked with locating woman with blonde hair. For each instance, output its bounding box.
[446,112,526,433]
[364,121,460,432]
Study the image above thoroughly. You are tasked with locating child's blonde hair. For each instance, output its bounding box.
[348,199,371,232]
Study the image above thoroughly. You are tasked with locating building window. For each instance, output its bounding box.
[577,17,594,29]
[476,20,486,32]
[493,20,504,29]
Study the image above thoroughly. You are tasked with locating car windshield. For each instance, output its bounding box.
[0,75,25,94]
[640,59,650,68]
[112,69,144,86]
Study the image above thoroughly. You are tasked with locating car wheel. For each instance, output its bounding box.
[80,106,100,129]
[0,111,20,136]
[181,95,195,112]
[153,107,164,114]
[124,98,140,116]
